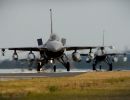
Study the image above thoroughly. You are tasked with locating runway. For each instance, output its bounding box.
[0,72,85,80]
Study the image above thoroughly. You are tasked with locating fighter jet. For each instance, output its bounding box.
[81,33,127,71]
[1,9,100,72]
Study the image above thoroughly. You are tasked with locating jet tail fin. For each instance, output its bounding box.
[37,38,43,46]
[50,9,53,34]
[102,30,105,46]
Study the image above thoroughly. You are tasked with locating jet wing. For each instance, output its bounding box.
[64,46,113,51]
[105,53,126,56]
[3,47,46,51]
[64,46,97,51]
[80,53,126,56]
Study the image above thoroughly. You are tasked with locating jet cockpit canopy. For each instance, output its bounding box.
[49,33,60,41]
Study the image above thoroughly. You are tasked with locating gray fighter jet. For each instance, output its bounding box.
[81,33,127,71]
[1,9,99,72]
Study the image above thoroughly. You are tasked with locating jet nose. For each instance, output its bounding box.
[46,41,63,52]
[51,44,61,51]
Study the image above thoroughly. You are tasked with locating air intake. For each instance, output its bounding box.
[37,38,43,46]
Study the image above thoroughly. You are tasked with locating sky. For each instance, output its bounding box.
[0,0,130,52]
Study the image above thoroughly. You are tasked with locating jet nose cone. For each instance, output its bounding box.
[51,45,61,51]
[46,41,63,52]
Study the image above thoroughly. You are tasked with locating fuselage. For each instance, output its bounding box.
[95,55,107,62]
[41,34,65,59]
[94,48,107,62]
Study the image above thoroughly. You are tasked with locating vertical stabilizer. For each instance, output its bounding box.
[50,9,53,34]
[102,30,105,46]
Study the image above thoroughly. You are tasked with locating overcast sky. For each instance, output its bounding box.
[0,0,130,51]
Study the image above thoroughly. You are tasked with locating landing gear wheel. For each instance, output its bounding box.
[92,64,96,70]
[53,65,56,72]
[37,62,41,72]
[99,65,102,70]
[109,64,113,71]
[66,62,70,71]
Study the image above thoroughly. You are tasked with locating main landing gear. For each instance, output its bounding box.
[52,62,70,72]
[105,57,113,71]
[36,53,71,72]
[92,57,113,71]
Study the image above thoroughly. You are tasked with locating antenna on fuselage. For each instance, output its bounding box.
[50,9,53,34]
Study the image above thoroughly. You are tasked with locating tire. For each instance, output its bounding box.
[53,65,56,72]
[37,62,41,72]
[109,64,113,71]
[92,64,96,70]
[66,62,70,71]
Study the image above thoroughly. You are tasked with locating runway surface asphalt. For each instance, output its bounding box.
[0,72,85,80]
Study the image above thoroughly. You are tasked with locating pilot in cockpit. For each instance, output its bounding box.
[49,34,60,41]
